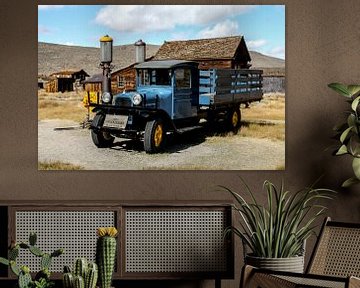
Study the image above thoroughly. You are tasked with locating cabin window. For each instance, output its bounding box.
[118,76,125,88]
[175,68,191,89]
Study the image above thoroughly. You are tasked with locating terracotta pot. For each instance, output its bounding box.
[245,254,305,273]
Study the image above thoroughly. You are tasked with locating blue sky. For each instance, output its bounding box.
[38,5,285,59]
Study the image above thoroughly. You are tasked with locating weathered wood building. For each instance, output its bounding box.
[38,75,49,89]
[83,64,139,95]
[111,64,137,94]
[152,36,252,69]
[46,69,89,93]
[83,73,103,93]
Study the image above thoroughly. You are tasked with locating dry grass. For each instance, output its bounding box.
[38,91,90,122]
[38,161,84,170]
[242,93,285,121]
[240,123,285,141]
[206,122,285,143]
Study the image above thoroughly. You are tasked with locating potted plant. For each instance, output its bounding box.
[223,179,334,273]
[328,83,360,187]
[0,232,63,288]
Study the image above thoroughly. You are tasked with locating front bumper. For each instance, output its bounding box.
[89,104,158,138]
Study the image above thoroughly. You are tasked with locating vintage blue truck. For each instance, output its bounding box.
[89,59,263,153]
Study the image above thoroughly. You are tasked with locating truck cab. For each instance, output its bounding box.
[90,60,200,153]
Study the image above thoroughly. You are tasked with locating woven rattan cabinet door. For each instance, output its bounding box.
[123,207,232,278]
[13,209,116,273]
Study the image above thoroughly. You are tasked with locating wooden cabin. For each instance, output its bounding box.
[38,75,49,90]
[46,69,89,93]
[111,64,137,94]
[152,36,251,69]
[83,73,103,93]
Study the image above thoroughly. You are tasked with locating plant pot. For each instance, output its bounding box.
[245,254,305,273]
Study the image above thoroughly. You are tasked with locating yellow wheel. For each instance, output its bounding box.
[232,110,239,128]
[144,119,166,153]
[227,107,241,133]
[154,124,163,148]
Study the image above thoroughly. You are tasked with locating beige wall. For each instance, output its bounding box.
[1,0,360,287]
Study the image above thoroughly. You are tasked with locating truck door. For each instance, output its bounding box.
[172,67,198,119]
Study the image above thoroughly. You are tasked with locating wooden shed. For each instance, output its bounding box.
[46,69,89,93]
[38,75,49,90]
[111,64,137,94]
[152,36,252,69]
[83,73,103,93]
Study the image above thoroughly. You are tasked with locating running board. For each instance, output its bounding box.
[176,125,203,134]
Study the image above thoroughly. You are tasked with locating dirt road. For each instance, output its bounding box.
[38,120,285,170]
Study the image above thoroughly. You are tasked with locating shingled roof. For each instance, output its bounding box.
[153,36,250,61]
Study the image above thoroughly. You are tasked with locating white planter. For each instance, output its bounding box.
[245,254,305,273]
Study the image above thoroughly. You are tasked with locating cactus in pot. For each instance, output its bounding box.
[62,259,98,288]
[96,227,118,288]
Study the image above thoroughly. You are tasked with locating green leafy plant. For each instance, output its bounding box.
[0,232,63,288]
[223,179,334,258]
[328,83,360,187]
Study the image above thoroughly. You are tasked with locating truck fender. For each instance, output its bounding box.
[145,110,176,132]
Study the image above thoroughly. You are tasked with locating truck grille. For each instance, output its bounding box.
[114,98,132,107]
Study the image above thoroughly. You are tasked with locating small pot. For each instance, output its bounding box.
[245,254,305,273]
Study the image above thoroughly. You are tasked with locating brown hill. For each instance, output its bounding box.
[38,42,160,77]
[249,51,285,76]
[38,42,285,77]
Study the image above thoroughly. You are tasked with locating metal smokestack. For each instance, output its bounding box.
[100,35,113,96]
[135,39,146,63]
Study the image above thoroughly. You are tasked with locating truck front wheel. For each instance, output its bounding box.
[91,114,115,148]
[144,119,165,153]
[227,107,241,133]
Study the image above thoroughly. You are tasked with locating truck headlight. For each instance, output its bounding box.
[132,93,143,106]
[102,92,112,104]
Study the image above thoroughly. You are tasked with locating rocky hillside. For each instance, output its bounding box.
[38,42,160,76]
[38,42,285,77]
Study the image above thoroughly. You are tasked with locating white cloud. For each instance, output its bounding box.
[197,20,239,39]
[247,39,267,49]
[38,25,51,34]
[95,5,254,33]
[169,31,192,41]
[38,5,64,10]
[268,46,285,59]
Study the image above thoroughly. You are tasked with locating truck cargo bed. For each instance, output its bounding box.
[199,69,263,107]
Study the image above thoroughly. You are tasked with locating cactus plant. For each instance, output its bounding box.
[19,267,32,288]
[63,272,74,288]
[41,253,52,270]
[62,259,98,288]
[0,232,63,288]
[96,227,118,288]
[74,275,85,288]
[74,258,88,279]
[85,262,98,288]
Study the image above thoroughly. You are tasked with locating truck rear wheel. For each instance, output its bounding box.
[227,107,241,133]
[144,118,165,153]
[91,114,115,148]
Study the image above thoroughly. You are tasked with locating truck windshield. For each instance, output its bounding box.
[138,69,171,86]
